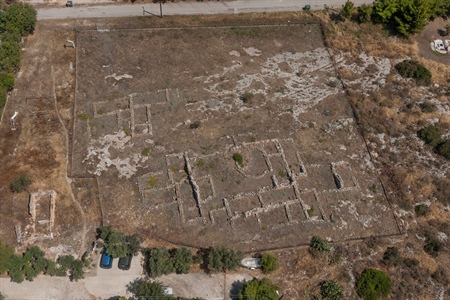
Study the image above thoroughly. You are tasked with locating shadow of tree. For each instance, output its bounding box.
[229,280,246,300]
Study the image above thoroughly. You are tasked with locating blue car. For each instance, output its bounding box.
[100,250,113,269]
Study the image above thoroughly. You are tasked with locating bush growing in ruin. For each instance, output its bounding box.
[10,173,31,193]
[232,153,244,166]
[310,236,332,253]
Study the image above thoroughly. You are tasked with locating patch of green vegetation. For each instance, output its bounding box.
[307,206,315,217]
[206,246,243,273]
[321,280,343,300]
[232,153,244,166]
[356,268,392,300]
[417,125,441,147]
[240,92,254,103]
[424,236,443,257]
[147,177,157,189]
[239,278,281,300]
[123,128,132,137]
[10,174,31,193]
[436,139,450,160]
[419,102,436,113]
[190,120,201,129]
[278,170,286,177]
[77,113,91,120]
[369,184,377,193]
[197,159,205,167]
[414,204,430,217]
[244,114,252,119]
[141,147,150,156]
[310,236,332,253]
[170,167,179,172]
[260,252,278,274]
[395,60,431,85]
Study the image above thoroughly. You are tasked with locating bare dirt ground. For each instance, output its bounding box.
[415,18,450,67]
[70,21,399,252]
[1,11,450,300]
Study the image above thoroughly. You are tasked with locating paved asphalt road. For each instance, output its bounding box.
[37,0,373,20]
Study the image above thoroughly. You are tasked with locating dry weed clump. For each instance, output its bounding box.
[337,67,358,80]
[363,37,418,59]
[417,58,450,85]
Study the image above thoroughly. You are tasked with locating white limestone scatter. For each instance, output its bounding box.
[83,131,147,179]
[243,47,262,57]
[105,73,133,81]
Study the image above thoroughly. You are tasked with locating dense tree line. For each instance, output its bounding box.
[342,0,450,36]
[0,240,86,283]
[0,2,36,112]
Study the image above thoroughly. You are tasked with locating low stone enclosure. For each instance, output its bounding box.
[15,190,57,244]
[70,23,400,250]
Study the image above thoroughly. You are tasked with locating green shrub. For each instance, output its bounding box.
[0,73,14,91]
[419,102,436,113]
[341,0,354,19]
[310,236,332,253]
[190,120,201,129]
[206,246,243,273]
[10,174,32,193]
[417,125,441,147]
[414,204,430,217]
[143,247,174,278]
[431,266,449,285]
[5,3,37,37]
[260,252,278,274]
[0,40,21,73]
[0,240,14,275]
[436,139,450,160]
[357,4,373,23]
[382,247,401,266]
[232,153,244,166]
[238,278,281,300]
[240,92,254,103]
[127,278,175,300]
[321,280,343,300]
[356,268,392,300]
[141,147,150,156]
[172,247,193,274]
[395,60,431,85]
[0,87,7,111]
[424,236,442,257]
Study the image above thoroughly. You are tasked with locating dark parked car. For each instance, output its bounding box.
[66,1,73,7]
[100,250,113,269]
[118,254,132,270]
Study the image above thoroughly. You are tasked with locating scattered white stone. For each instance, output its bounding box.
[243,47,262,57]
[105,73,133,81]
[229,50,240,57]
[83,131,147,179]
